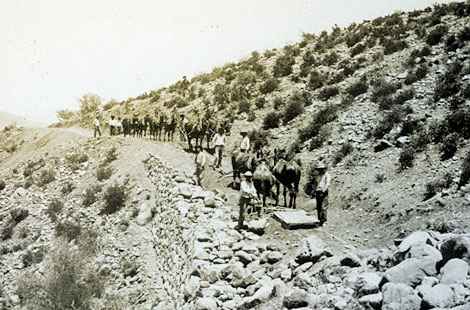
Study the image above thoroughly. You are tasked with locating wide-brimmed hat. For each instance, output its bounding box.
[240,130,248,135]
[244,171,253,177]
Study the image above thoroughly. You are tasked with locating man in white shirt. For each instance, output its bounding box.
[195,145,206,186]
[212,128,226,168]
[315,162,331,226]
[237,171,257,230]
[240,131,250,153]
[93,116,101,138]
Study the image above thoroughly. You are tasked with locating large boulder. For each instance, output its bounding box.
[420,284,455,308]
[359,293,382,310]
[136,202,153,225]
[177,183,193,198]
[440,258,469,285]
[184,276,201,299]
[282,289,310,309]
[294,235,332,265]
[381,283,421,310]
[355,272,382,297]
[392,231,436,264]
[195,297,218,310]
[241,285,275,309]
[382,257,436,287]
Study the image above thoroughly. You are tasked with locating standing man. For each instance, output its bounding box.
[109,115,116,136]
[237,171,257,230]
[93,115,101,138]
[212,128,226,168]
[315,162,331,226]
[179,114,189,142]
[195,145,206,186]
[240,130,250,153]
[116,117,123,135]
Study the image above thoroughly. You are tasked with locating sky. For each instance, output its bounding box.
[0,0,456,124]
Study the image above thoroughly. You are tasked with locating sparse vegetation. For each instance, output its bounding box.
[262,112,280,130]
[318,86,340,101]
[97,166,113,181]
[399,146,416,169]
[61,181,75,194]
[0,180,5,192]
[37,168,56,187]
[259,78,279,94]
[423,172,453,200]
[46,199,64,222]
[460,150,470,186]
[82,184,101,207]
[298,104,338,143]
[333,142,354,164]
[101,183,127,215]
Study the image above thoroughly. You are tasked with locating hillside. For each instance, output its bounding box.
[0,111,46,129]
[2,1,470,309]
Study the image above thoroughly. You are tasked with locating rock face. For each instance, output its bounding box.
[381,283,421,310]
[136,202,153,225]
[439,258,469,284]
[420,284,454,308]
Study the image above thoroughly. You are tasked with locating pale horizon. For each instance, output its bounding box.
[1,0,457,124]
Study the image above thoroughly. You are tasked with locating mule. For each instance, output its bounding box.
[273,158,301,209]
[231,150,257,188]
[253,160,276,212]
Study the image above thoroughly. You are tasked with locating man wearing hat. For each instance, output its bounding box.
[315,162,331,226]
[195,145,206,186]
[211,128,226,168]
[237,171,257,230]
[93,115,101,138]
[240,130,250,153]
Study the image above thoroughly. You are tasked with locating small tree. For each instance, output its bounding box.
[79,93,102,122]
[56,110,75,123]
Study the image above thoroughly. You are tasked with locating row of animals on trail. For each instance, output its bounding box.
[231,148,302,212]
[115,111,232,150]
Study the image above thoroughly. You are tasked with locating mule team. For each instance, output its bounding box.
[95,111,331,230]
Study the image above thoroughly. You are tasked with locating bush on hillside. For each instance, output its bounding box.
[101,183,127,215]
[16,238,104,310]
[459,151,470,186]
[351,43,366,57]
[238,100,251,114]
[322,51,339,66]
[82,185,101,207]
[46,199,64,222]
[273,54,295,77]
[0,180,5,192]
[263,112,280,130]
[55,220,81,242]
[298,104,338,143]
[372,106,412,139]
[259,78,279,94]
[371,79,400,102]
[273,97,284,110]
[247,111,256,122]
[382,38,408,55]
[426,25,448,46]
[333,142,354,164]
[248,129,269,153]
[61,181,75,195]
[318,86,339,101]
[445,35,460,52]
[423,172,453,200]
[309,125,332,150]
[441,133,460,160]
[346,78,368,98]
[96,166,113,181]
[282,99,304,125]
[415,63,429,80]
[434,62,462,101]
[308,70,327,90]
[399,146,416,169]
[37,169,56,187]
[103,146,118,165]
[255,97,266,109]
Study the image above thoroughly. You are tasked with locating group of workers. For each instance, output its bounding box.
[93,115,123,138]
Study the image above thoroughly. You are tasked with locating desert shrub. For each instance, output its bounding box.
[96,166,113,181]
[434,63,462,101]
[0,180,5,192]
[423,172,453,200]
[17,238,104,310]
[458,26,470,42]
[282,100,304,125]
[370,79,400,102]
[255,97,266,109]
[318,86,339,101]
[441,133,460,160]
[446,108,470,138]
[273,54,295,77]
[22,247,46,268]
[103,146,118,165]
[463,82,470,99]
[346,78,368,98]
[262,112,280,130]
[426,25,448,46]
[259,78,279,94]
[247,111,256,122]
[394,88,415,105]
[263,49,276,58]
[46,199,64,222]
[400,118,421,136]
[61,181,75,194]
[375,173,385,183]
[273,97,284,110]
[399,146,415,169]
[238,100,251,114]
[404,72,418,85]
[66,153,88,165]
[37,169,55,187]
[82,184,101,207]
[23,158,45,178]
[322,51,339,66]
[372,106,412,139]
[298,104,338,143]
[415,64,429,80]
[445,35,460,52]
[333,142,354,164]
[309,125,332,150]
[460,151,470,186]
[351,43,366,57]
[308,70,327,90]
[55,220,81,242]
[248,129,269,153]
[382,38,408,55]
[24,176,33,189]
[102,183,127,215]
